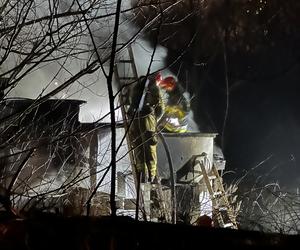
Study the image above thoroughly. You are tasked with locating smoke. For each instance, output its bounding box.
[3,0,199,132]
[3,0,168,123]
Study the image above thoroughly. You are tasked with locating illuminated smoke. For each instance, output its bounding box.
[4,0,168,123]
[3,0,199,130]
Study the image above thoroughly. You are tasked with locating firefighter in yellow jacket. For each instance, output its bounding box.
[128,74,164,183]
[157,76,190,133]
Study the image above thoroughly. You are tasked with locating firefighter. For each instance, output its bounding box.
[157,76,190,133]
[128,74,164,183]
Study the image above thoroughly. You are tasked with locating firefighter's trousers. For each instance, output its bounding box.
[130,113,158,180]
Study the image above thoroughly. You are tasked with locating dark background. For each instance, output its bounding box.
[135,0,300,189]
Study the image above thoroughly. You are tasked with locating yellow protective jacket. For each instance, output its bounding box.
[159,84,190,133]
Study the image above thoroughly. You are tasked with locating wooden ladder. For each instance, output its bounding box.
[195,154,238,229]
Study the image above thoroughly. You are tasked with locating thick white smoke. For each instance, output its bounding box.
[2,0,200,132]
[4,0,168,123]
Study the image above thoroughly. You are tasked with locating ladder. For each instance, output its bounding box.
[195,154,238,229]
[114,44,140,219]
[114,44,139,107]
[114,44,170,222]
